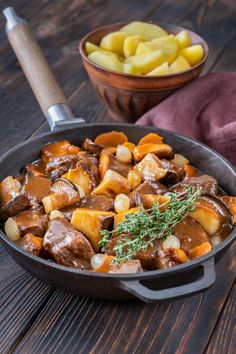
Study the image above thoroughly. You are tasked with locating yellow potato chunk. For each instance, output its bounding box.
[169,56,191,74]
[71,209,115,251]
[175,30,191,49]
[100,31,128,56]
[123,35,147,58]
[123,63,141,75]
[85,41,101,55]
[121,21,168,40]
[147,62,169,76]
[136,35,178,64]
[179,45,204,66]
[88,51,123,73]
[125,50,164,74]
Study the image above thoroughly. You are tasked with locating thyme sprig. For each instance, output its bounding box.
[99,186,201,264]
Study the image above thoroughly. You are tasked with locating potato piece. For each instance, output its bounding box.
[134,153,167,181]
[41,140,80,163]
[133,143,173,161]
[179,45,204,66]
[127,170,141,190]
[137,194,169,209]
[138,133,164,145]
[4,217,20,241]
[175,30,191,49]
[93,254,115,272]
[114,207,139,229]
[146,62,169,76]
[17,233,43,256]
[95,131,128,147]
[123,142,136,152]
[121,21,168,40]
[136,35,178,64]
[189,242,212,259]
[169,56,191,74]
[100,31,128,56]
[66,160,98,195]
[93,170,131,196]
[85,41,101,55]
[123,35,147,58]
[123,63,141,75]
[71,209,115,251]
[172,154,189,167]
[88,51,123,72]
[190,196,230,235]
[125,50,164,75]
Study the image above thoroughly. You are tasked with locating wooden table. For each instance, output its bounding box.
[0,1,235,353]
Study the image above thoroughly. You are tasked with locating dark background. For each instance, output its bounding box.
[0,1,235,353]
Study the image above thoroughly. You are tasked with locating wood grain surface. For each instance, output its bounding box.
[0,1,235,353]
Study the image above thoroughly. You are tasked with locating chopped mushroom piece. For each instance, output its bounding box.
[71,208,115,252]
[42,178,81,214]
[92,170,131,197]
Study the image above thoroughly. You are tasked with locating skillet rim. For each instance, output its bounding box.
[0,122,235,280]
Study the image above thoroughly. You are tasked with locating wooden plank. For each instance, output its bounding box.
[205,279,236,354]
[0,245,54,353]
[12,244,236,354]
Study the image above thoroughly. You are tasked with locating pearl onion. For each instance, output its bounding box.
[172,154,189,167]
[211,235,222,248]
[114,194,131,213]
[116,145,132,164]
[91,253,107,269]
[162,235,180,250]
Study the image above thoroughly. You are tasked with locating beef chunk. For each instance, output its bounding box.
[159,159,185,187]
[105,235,173,270]
[170,175,219,197]
[173,216,209,254]
[103,153,132,178]
[46,154,81,179]
[22,173,52,202]
[26,159,47,177]
[79,195,114,211]
[129,181,168,207]
[13,209,49,237]
[17,233,43,256]
[62,195,114,220]
[0,176,30,221]
[43,218,95,269]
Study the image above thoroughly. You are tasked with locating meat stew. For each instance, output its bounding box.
[1,131,235,274]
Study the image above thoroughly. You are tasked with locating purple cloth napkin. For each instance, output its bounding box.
[137,72,236,165]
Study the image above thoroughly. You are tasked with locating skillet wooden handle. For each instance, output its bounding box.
[7,22,68,115]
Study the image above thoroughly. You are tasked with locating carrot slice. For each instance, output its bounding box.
[138,133,164,145]
[133,143,173,161]
[189,242,212,259]
[94,131,128,147]
[123,142,136,152]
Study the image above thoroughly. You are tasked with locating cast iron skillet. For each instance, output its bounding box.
[1,8,235,303]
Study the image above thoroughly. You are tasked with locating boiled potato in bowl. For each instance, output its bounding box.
[84,21,205,76]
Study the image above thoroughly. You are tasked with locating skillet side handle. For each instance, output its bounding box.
[117,260,216,303]
[3,7,84,131]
